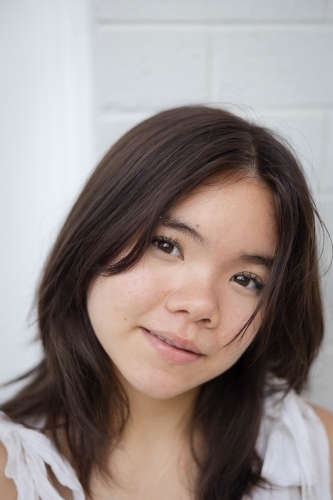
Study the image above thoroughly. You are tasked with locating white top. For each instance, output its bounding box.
[0,390,331,500]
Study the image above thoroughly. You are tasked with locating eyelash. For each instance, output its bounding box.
[230,272,264,293]
[151,236,183,259]
[151,235,264,292]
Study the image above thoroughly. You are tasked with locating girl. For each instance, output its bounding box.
[0,106,332,500]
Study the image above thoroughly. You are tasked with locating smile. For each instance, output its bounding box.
[149,332,191,351]
[141,328,202,365]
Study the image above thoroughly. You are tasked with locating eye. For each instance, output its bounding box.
[152,236,183,258]
[231,272,264,292]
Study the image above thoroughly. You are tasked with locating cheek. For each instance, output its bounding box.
[211,325,259,379]
[213,300,263,372]
[217,295,262,346]
[87,264,170,325]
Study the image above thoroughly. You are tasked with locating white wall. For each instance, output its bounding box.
[0,0,94,401]
[92,0,333,409]
[1,0,332,410]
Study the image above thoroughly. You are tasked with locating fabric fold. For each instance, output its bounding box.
[0,411,85,500]
[256,391,331,500]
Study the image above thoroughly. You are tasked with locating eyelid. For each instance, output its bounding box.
[231,271,265,292]
[239,271,263,282]
[152,235,184,259]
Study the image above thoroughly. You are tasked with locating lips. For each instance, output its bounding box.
[143,328,202,355]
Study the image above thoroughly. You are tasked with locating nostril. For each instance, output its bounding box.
[165,288,220,326]
[201,317,213,325]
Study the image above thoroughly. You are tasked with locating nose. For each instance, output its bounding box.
[165,272,220,328]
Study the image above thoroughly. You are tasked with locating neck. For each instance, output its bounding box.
[102,373,201,496]
[117,374,200,449]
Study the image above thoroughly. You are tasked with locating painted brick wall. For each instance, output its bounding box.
[91,0,333,409]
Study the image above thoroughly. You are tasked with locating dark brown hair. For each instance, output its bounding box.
[1,106,325,500]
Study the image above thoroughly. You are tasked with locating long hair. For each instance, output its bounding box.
[1,106,325,500]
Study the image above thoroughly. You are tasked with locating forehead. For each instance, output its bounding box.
[169,178,277,256]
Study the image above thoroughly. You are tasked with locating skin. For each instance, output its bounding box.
[0,177,332,499]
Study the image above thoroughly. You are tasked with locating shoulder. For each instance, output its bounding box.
[259,390,332,498]
[310,404,333,493]
[311,403,333,441]
[0,411,83,500]
[0,441,17,499]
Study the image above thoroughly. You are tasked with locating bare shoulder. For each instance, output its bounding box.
[311,404,333,441]
[0,441,17,499]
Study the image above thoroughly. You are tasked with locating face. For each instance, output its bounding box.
[87,178,277,400]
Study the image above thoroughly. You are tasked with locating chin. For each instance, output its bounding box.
[138,385,187,400]
[117,367,199,401]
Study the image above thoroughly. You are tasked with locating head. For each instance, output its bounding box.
[39,106,323,401]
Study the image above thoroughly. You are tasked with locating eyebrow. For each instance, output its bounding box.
[237,253,274,271]
[160,215,275,270]
[161,215,205,245]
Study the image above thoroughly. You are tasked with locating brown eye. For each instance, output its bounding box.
[152,237,183,258]
[156,240,175,254]
[234,275,251,287]
[231,273,263,292]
